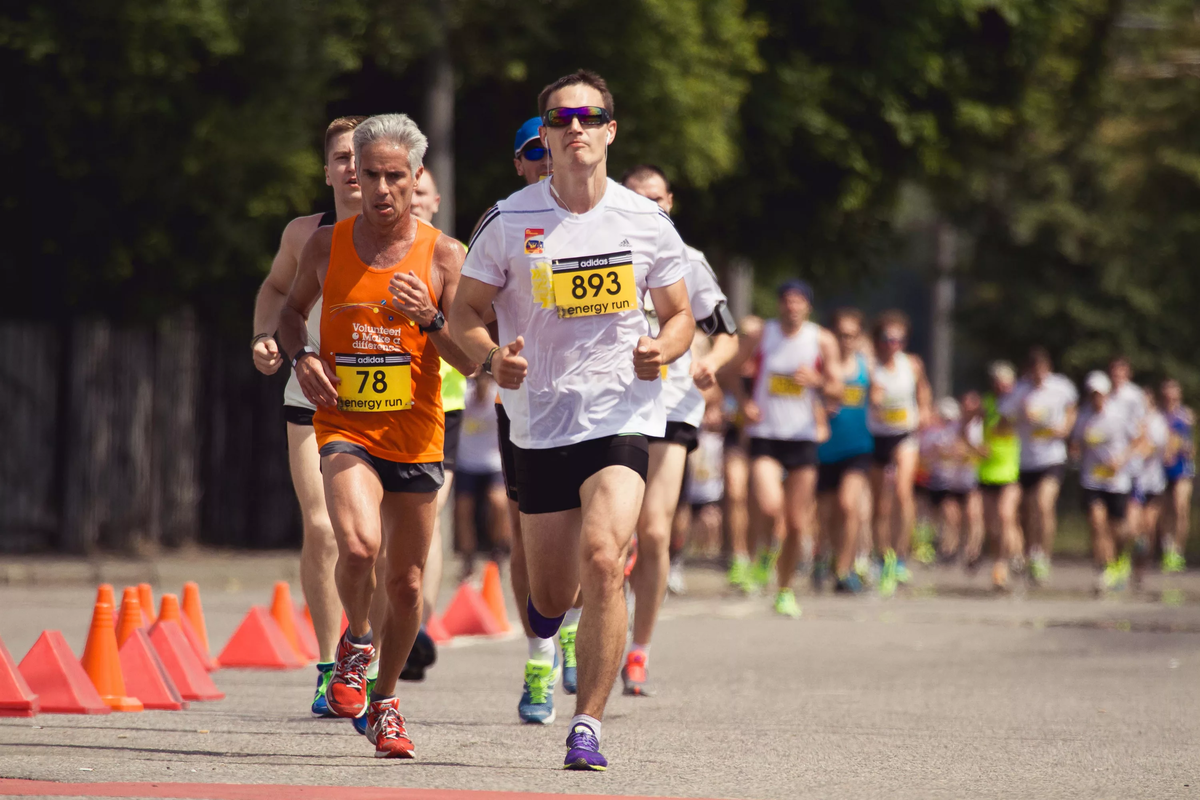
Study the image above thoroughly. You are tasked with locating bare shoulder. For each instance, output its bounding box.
[298,224,335,268]
[740,314,764,339]
[433,231,467,270]
[283,212,327,251]
[908,352,927,373]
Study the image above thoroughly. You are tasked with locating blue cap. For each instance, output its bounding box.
[777,278,814,303]
[514,117,542,157]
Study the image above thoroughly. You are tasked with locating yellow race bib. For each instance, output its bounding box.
[768,373,805,397]
[883,406,910,426]
[1091,463,1116,480]
[334,353,412,412]
[842,385,865,407]
[551,252,638,319]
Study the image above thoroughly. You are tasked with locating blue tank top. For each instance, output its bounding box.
[819,353,873,463]
[1164,408,1195,480]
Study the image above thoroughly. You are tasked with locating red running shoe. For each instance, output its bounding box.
[367,697,415,759]
[621,650,652,696]
[326,634,374,718]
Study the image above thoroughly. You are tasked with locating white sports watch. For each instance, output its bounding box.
[291,346,317,369]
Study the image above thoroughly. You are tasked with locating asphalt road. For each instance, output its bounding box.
[1,561,1198,800]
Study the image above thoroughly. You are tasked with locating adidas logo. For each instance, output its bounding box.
[619,238,631,247]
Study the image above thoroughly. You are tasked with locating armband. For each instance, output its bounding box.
[697,300,737,337]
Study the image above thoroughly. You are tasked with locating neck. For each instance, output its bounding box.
[881,352,897,367]
[363,207,415,243]
[780,317,803,335]
[549,160,607,215]
[334,195,360,221]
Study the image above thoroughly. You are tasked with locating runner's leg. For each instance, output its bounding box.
[777,466,818,590]
[374,489,437,697]
[324,453,386,638]
[630,441,688,648]
[288,423,340,662]
[893,444,918,560]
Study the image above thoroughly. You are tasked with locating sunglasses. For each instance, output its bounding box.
[520,145,547,162]
[882,335,906,345]
[542,106,612,128]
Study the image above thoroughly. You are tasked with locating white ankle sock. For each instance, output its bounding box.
[563,607,582,627]
[629,642,650,658]
[570,714,601,741]
[528,636,554,662]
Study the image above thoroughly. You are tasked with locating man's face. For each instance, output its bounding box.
[835,318,861,356]
[961,391,982,418]
[879,324,907,358]
[1110,360,1131,386]
[540,85,616,171]
[411,170,440,223]
[1163,380,1182,406]
[514,141,550,184]
[357,142,418,226]
[778,290,810,325]
[625,174,673,214]
[324,131,360,207]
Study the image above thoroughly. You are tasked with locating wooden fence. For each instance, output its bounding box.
[0,316,301,553]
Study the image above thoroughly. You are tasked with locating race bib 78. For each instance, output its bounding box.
[334,353,412,412]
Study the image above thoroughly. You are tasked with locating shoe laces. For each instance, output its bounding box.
[567,724,599,752]
[525,665,551,704]
[373,701,407,740]
[334,645,372,691]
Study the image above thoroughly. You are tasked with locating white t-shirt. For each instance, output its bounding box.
[462,178,689,449]
[1136,410,1169,496]
[1074,402,1140,493]
[868,353,919,436]
[644,245,727,427]
[745,320,823,442]
[686,429,725,505]
[1110,382,1148,480]
[457,378,503,475]
[1013,374,1078,470]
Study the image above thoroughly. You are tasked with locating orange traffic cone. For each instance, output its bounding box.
[160,594,216,671]
[120,629,187,711]
[0,635,39,717]
[441,583,504,637]
[18,631,109,715]
[115,588,143,647]
[426,612,453,644]
[95,584,115,609]
[480,561,512,633]
[269,583,311,663]
[148,619,224,700]
[79,601,142,712]
[292,604,320,663]
[217,607,305,670]
[181,582,211,658]
[137,583,156,627]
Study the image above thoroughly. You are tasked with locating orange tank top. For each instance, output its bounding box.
[314,215,444,463]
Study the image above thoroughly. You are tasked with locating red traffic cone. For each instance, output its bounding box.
[0,636,39,717]
[148,619,224,701]
[160,593,216,671]
[119,628,187,711]
[18,631,110,714]
[217,607,305,670]
[80,602,142,712]
[426,612,453,644]
[441,583,505,637]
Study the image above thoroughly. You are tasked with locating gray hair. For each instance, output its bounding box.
[353,114,428,174]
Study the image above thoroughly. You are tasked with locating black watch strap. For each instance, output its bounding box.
[420,310,446,333]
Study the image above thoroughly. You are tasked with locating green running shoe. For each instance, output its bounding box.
[559,622,578,695]
[751,549,778,590]
[311,662,335,717]
[1115,552,1133,584]
[879,549,898,598]
[1163,550,1186,574]
[895,559,912,585]
[773,588,802,619]
[519,658,560,725]
[727,557,754,592]
[1100,560,1127,593]
[1029,552,1051,584]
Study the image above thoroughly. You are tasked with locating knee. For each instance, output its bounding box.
[581,538,625,589]
[384,565,423,613]
[339,533,380,571]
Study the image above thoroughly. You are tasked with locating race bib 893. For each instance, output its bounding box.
[551,251,638,319]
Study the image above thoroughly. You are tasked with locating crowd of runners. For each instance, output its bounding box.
[246,69,1195,770]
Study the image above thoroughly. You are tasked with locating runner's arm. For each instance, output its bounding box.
[911,354,934,427]
[279,227,339,407]
[449,276,502,364]
[636,280,695,380]
[1058,404,1078,439]
[721,322,762,407]
[817,327,843,403]
[427,234,479,376]
[251,215,318,374]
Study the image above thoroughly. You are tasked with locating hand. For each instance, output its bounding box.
[296,352,340,407]
[792,365,822,388]
[742,399,762,424]
[702,403,724,431]
[493,336,528,390]
[253,336,283,376]
[691,357,717,390]
[388,270,438,328]
[633,336,664,381]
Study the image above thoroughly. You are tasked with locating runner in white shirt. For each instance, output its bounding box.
[1108,356,1149,564]
[451,70,694,772]
[250,116,364,717]
[729,280,841,619]
[1013,347,1078,584]
[1132,387,1169,588]
[620,164,737,696]
[454,377,511,579]
[867,309,932,595]
[1071,371,1139,595]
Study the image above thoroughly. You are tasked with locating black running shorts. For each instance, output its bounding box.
[748,437,819,471]
[650,421,699,454]
[514,434,650,515]
[318,441,444,493]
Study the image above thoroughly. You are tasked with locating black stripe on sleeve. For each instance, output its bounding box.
[468,205,501,250]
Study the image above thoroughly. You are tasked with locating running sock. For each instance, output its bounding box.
[570,714,602,742]
[563,607,582,627]
[346,627,373,646]
[369,689,393,704]
[527,597,565,639]
[528,636,555,663]
[629,642,650,659]
[366,658,380,681]
[316,661,334,672]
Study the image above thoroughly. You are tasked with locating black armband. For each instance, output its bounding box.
[697,300,738,337]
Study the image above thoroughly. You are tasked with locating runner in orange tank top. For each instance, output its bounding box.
[279,114,477,760]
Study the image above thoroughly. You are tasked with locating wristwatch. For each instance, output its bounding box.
[420,310,446,333]
[291,346,317,369]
